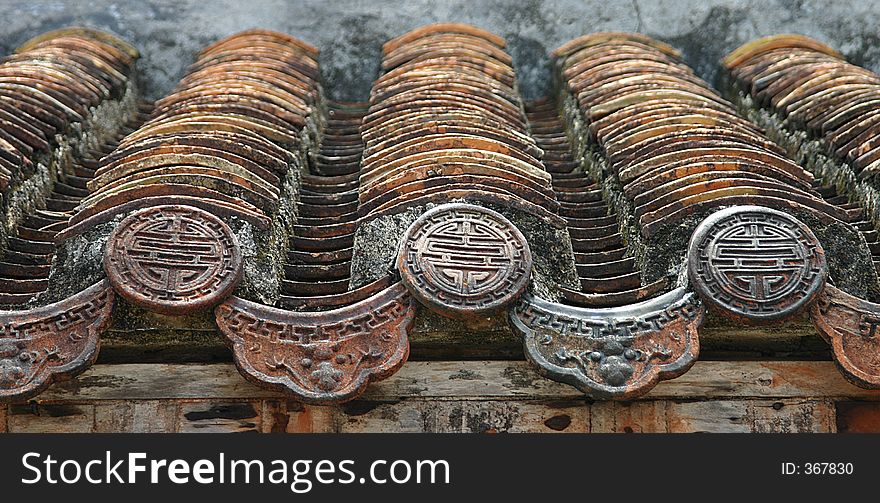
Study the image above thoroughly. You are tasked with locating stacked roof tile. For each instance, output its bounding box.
[555,33,853,239]
[60,30,321,240]
[361,24,557,224]
[280,101,371,310]
[524,98,663,307]
[0,29,143,305]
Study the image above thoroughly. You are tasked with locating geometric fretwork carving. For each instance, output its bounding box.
[215,283,415,404]
[510,288,703,399]
[0,281,114,402]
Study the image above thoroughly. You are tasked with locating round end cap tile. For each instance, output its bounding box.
[104,205,243,315]
[687,205,827,323]
[397,203,533,319]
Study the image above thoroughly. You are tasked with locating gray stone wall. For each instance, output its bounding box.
[1,0,878,102]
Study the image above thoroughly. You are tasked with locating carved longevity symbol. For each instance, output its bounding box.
[0,281,114,402]
[398,203,532,319]
[688,206,826,322]
[509,288,704,399]
[104,205,242,315]
[215,283,415,404]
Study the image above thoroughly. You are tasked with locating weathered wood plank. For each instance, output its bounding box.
[80,399,840,433]
[590,399,836,433]
[0,398,849,433]
[261,400,336,433]
[667,401,752,433]
[0,357,859,433]
[178,401,262,433]
[835,402,880,432]
[131,401,179,433]
[591,401,670,433]
[29,361,880,403]
[7,404,95,433]
[594,401,745,433]
[751,400,836,433]
[94,402,134,432]
[46,363,270,401]
[335,399,590,433]
[654,362,880,400]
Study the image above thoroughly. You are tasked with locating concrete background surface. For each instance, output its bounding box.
[0,0,878,101]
